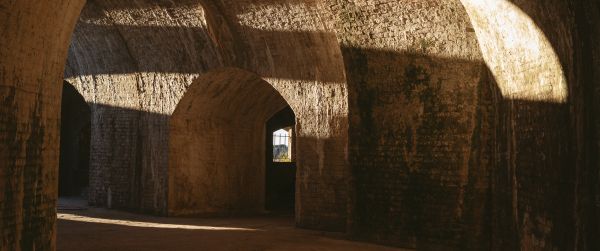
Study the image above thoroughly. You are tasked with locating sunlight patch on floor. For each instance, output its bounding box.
[57,213,260,231]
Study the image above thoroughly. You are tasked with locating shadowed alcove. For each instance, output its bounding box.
[168,68,292,216]
[59,81,91,197]
[265,106,297,213]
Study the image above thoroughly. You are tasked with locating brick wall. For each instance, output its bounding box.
[323,0,489,248]
[322,0,600,249]
[66,0,351,231]
[208,0,351,230]
[2,0,600,250]
[65,0,219,214]
[168,68,288,215]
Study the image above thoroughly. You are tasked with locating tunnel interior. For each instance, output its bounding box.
[1,0,600,250]
[59,81,91,197]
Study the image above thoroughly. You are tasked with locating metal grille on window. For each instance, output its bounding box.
[273,128,292,162]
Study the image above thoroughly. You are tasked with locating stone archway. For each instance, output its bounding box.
[1,0,599,250]
[168,68,291,216]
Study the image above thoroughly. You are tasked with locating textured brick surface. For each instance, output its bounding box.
[168,68,288,216]
[0,0,85,250]
[65,0,350,230]
[324,0,600,249]
[1,0,600,250]
[65,0,217,213]
[323,1,489,248]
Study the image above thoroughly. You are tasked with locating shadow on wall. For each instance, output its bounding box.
[68,29,591,251]
[84,103,169,212]
[62,1,598,251]
[2,0,598,250]
[167,68,290,217]
[83,101,343,218]
[339,46,575,250]
[65,24,346,83]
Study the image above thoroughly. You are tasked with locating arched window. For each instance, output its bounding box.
[272,128,293,162]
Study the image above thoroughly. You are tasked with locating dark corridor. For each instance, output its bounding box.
[59,81,91,197]
[265,106,296,212]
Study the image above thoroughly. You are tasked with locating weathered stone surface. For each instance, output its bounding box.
[322,1,489,248]
[168,68,289,216]
[1,0,600,250]
[0,1,85,250]
[65,0,349,231]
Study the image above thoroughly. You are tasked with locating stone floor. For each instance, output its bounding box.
[57,198,409,251]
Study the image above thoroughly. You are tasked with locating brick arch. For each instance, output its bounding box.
[168,67,291,216]
[63,0,351,221]
[1,0,599,250]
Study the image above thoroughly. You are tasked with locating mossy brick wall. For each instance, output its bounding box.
[1,0,600,250]
[323,1,490,248]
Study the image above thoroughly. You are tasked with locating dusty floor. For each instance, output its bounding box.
[57,199,409,251]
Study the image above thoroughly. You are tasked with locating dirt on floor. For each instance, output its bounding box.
[57,199,410,251]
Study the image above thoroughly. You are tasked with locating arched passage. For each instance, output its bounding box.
[168,68,291,216]
[59,81,91,197]
[1,0,599,250]
[265,106,297,212]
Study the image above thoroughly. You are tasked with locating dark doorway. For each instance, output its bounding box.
[59,81,91,197]
[265,106,296,213]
